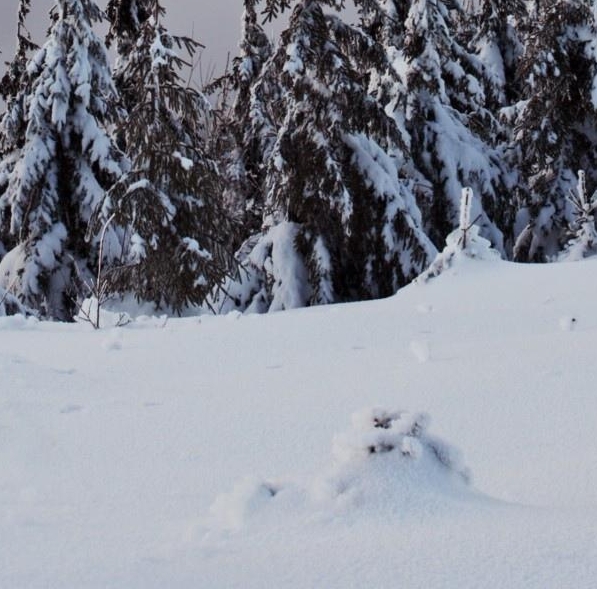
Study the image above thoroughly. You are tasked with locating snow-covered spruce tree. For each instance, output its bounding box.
[511,0,597,262]
[0,0,39,257]
[0,0,123,320]
[400,0,510,253]
[216,0,436,313]
[212,0,274,241]
[92,0,232,314]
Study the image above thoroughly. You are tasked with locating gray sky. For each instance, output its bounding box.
[0,2,359,87]
[0,0,273,81]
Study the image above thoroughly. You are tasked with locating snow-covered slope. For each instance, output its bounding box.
[2,255,597,588]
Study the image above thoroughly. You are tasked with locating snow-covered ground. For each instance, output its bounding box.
[2,254,597,588]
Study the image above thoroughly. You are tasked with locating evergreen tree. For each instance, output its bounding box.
[0,0,39,256]
[512,0,597,262]
[217,0,435,313]
[0,0,123,319]
[400,0,509,252]
[93,0,231,313]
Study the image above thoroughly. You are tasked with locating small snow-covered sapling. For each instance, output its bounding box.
[458,188,481,250]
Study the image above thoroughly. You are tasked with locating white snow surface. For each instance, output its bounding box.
[3,255,597,588]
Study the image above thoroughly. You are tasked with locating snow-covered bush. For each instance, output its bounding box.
[329,407,470,482]
[208,406,471,532]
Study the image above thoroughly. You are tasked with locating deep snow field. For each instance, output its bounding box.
[2,253,597,588]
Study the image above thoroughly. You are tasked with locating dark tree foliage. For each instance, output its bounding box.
[512,0,597,262]
[105,0,150,50]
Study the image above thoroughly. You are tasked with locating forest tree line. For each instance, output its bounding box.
[0,0,596,320]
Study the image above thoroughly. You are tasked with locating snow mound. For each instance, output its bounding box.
[208,408,472,532]
[208,477,289,532]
